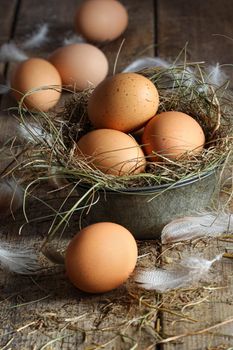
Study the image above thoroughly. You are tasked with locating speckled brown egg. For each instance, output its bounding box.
[11,58,62,111]
[142,111,205,160]
[88,73,159,132]
[74,0,128,42]
[65,222,138,293]
[49,43,108,91]
[76,128,146,175]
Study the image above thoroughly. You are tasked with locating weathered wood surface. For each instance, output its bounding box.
[0,1,158,350]
[0,0,18,102]
[1,0,233,349]
[157,0,233,82]
[160,239,233,350]
[157,1,233,349]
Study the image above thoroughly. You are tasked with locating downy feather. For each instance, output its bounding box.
[122,57,170,73]
[0,243,40,274]
[19,122,49,144]
[63,34,85,46]
[134,254,222,292]
[0,42,28,62]
[161,212,233,244]
[22,23,49,49]
[206,63,228,86]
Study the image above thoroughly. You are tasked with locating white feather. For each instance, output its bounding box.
[19,122,52,146]
[0,243,40,274]
[161,212,233,244]
[22,23,49,49]
[134,254,222,292]
[122,57,170,73]
[0,42,28,62]
[206,63,228,86]
[178,66,196,88]
[63,34,85,46]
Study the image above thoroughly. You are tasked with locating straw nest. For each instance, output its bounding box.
[16,63,233,193]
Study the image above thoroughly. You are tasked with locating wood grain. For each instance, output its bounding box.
[101,0,155,72]
[159,239,233,350]
[157,0,233,81]
[0,1,157,349]
[2,1,233,349]
[157,1,233,349]
[0,0,18,101]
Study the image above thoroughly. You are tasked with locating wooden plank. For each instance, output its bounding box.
[0,1,157,349]
[157,1,233,348]
[0,0,18,99]
[159,238,233,349]
[102,0,155,73]
[157,0,233,62]
[0,0,18,55]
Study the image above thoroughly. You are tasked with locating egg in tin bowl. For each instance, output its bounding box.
[17,65,233,239]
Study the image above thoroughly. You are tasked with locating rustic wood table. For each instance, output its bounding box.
[1,1,233,349]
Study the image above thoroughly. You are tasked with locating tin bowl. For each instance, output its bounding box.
[77,169,218,239]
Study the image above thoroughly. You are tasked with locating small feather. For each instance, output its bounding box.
[22,23,49,49]
[19,122,52,146]
[134,254,222,292]
[135,269,188,291]
[161,212,233,244]
[206,63,228,86]
[0,243,40,274]
[178,66,195,88]
[63,34,85,46]
[0,42,28,62]
[122,57,170,73]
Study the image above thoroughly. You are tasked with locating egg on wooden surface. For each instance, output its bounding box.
[142,111,205,160]
[10,58,62,112]
[88,73,159,132]
[74,0,128,42]
[65,222,138,293]
[49,43,108,91]
[76,128,146,175]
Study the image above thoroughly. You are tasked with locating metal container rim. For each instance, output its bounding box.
[79,168,217,195]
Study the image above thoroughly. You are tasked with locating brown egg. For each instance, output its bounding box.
[76,129,146,175]
[88,73,159,132]
[49,43,108,91]
[11,58,62,112]
[74,0,128,42]
[65,222,138,293]
[142,111,205,160]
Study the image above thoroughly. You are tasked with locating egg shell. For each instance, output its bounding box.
[74,0,128,42]
[11,58,62,112]
[76,128,146,175]
[88,73,159,132]
[49,43,108,91]
[65,222,138,293]
[142,111,205,160]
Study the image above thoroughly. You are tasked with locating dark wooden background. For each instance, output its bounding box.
[1,1,233,349]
